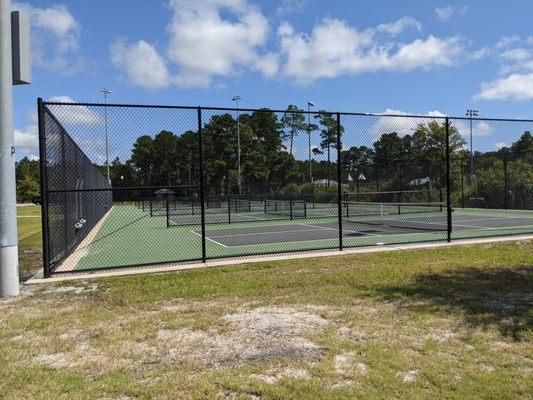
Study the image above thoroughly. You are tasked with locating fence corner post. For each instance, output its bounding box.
[37,98,51,278]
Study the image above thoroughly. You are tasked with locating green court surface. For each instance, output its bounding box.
[58,204,533,272]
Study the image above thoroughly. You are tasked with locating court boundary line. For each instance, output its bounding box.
[55,206,114,272]
[190,230,229,248]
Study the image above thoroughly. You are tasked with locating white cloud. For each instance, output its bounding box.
[47,96,102,126]
[167,0,270,87]
[277,18,464,85]
[111,40,171,89]
[452,119,494,137]
[376,16,421,36]
[12,2,82,75]
[501,48,531,62]
[476,35,533,101]
[435,5,467,22]
[371,109,447,137]
[369,109,493,140]
[112,0,271,89]
[435,6,453,21]
[495,142,509,149]
[475,73,533,101]
[255,52,280,78]
[276,0,309,16]
[109,6,475,89]
[496,36,520,49]
[14,110,39,157]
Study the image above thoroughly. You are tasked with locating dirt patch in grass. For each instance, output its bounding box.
[157,306,329,367]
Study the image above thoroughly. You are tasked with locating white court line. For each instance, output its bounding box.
[377,217,511,231]
[455,224,533,231]
[190,230,229,248]
[455,216,533,223]
[204,226,327,239]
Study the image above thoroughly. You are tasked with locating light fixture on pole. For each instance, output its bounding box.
[100,88,112,184]
[466,109,478,183]
[232,96,242,195]
[307,100,315,184]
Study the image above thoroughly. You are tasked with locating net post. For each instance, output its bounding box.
[445,117,452,242]
[503,152,508,210]
[289,196,293,221]
[166,197,170,228]
[228,195,231,224]
[37,98,51,278]
[150,199,153,217]
[197,107,207,262]
[336,112,343,251]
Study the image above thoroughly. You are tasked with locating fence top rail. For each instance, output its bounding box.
[40,100,533,123]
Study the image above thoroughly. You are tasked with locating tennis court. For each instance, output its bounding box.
[38,101,533,276]
[54,201,533,273]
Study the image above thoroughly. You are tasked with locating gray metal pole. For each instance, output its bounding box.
[307,105,312,184]
[0,0,20,297]
[104,92,109,183]
[236,100,241,195]
[469,116,473,182]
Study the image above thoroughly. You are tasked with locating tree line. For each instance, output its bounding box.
[15,108,532,210]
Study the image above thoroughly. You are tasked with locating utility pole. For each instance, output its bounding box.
[1,0,30,297]
[232,96,241,195]
[466,109,478,183]
[100,88,111,184]
[307,100,315,184]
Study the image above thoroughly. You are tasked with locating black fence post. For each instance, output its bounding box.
[503,152,508,210]
[445,118,452,242]
[198,107,207,262]
[37,98,51,278]
[337,113,343,251]
[460,158,465,208]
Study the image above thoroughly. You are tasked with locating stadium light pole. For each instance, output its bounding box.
[232,96,242,195]
[466,109,478,183]
[307,101,315,184]
[100,88,112,184]
[1,0,31,297]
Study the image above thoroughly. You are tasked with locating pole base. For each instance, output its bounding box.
[0,245,19,297]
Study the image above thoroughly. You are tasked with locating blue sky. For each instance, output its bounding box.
[11,0,533,160]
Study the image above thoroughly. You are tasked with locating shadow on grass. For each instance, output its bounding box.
[375,265,533,341]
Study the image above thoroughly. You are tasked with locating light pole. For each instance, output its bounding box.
[307,100,315,184]
[466,109,478,183]
[0,0,20,296]
[232,96,242,195]
[100,88,112,184]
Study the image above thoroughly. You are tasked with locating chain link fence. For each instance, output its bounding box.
[38,100,533,276]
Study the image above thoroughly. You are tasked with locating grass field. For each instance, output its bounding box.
[1,240,532,399]
[16,205,43,280]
